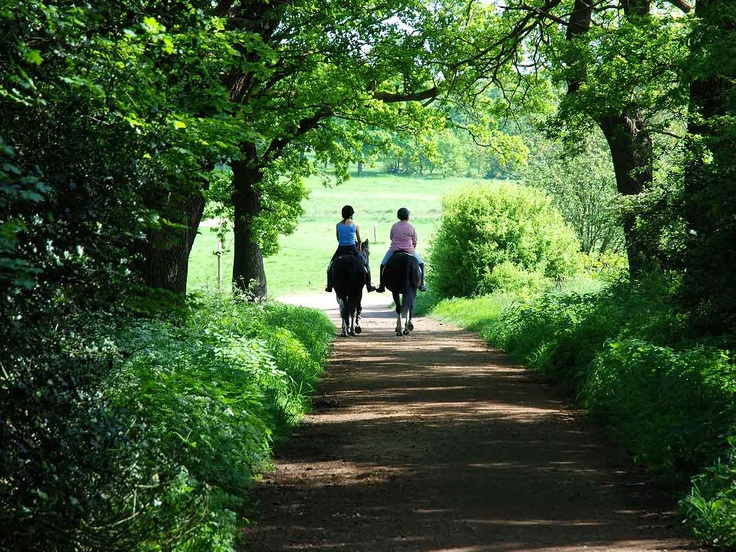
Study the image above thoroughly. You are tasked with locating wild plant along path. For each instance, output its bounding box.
[243,294,694,551]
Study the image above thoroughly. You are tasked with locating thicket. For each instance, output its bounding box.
[427,183,582,298]
[1,296,334,550]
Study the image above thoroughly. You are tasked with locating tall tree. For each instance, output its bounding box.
[681,0,736,332]
[551,0,690,274]
[213,0,476,298]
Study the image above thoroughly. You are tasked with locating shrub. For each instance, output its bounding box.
[487,274,685,392]
[681,445,736,549]
[583,340,736,480]
[104,296,334,549]
[428,182,581,297]
[1,295,334,551]
[481,261,549,297]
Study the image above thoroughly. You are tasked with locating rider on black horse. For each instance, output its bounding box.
[375,207,427,293]
[325,205,376,293]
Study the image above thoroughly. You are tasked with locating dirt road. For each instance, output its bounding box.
[242,293,696,551]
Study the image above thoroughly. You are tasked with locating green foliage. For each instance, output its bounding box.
[547,6,689,143]
[428,182,582,297]
[584,340,736,479]
[481,261,548,297]
[680,1,736,335]
[681,444,736,549]
[0,311,144,550]
[205,164,309,256]
[489,275,683,391]
[1,295,333,550]
[521,130,624,255]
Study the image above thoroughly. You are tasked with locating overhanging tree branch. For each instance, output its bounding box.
[666,0,692,13]
[263,108,334,162]
[372,87,439,103]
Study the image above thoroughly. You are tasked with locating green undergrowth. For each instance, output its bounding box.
[107,294,334,549]
[1,294,335,550]
[421,275,736,548]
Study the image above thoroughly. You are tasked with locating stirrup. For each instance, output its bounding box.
[376,285,386,293]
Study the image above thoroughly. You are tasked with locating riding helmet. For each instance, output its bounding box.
[397,207,410,220]
[341,205,355,219]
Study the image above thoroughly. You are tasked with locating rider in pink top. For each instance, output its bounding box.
[376,207,426,292]
[388,220,417,254]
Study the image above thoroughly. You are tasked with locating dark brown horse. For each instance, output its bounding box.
[331,240,370,337]
[382,251,420,336]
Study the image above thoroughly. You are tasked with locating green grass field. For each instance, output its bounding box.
[188,171,483,297]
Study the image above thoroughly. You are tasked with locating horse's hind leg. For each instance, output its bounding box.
[341,318,349,337]
[354,305,362,334]
[392,293,403,336]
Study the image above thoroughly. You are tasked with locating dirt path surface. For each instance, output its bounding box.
[243,293,696,552]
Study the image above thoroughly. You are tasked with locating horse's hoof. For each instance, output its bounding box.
[407,321,414,331]
[355,326,362,334]
[403,328,410,335]
[396,331,403,336]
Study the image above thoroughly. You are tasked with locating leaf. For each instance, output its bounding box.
[22,49,43,65]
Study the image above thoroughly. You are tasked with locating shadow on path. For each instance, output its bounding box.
[242,295,696,552]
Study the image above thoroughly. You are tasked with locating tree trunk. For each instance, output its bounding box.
[599,112,652,276]
[357,159,363,176]
[681,0,736,331]
[565,0,653,276]
[138,193,205,294]
[231,146,268,299]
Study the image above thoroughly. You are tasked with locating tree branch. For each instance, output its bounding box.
[665,0,692,12]
[263,108,333,162]
[372,87,438,103]
[213,0,234,17]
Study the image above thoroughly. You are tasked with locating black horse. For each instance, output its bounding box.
[331,240,370,337]
[382,251,421,336]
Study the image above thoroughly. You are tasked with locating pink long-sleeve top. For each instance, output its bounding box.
[388,220,417,254]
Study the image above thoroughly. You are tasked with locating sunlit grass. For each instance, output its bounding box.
[189,170,483,296]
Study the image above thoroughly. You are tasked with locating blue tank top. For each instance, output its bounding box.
[337,222,357,246]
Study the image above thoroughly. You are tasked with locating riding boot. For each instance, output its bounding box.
[325,263,333,292]
[365,266,376,292]
[418,263,427,292]
[375,264,386,293]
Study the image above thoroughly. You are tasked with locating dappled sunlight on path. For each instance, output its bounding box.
[242,294,695,551]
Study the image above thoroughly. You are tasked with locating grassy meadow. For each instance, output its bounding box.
[189,171,484,297]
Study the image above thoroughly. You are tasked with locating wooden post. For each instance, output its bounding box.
[216,240,222,289]
[373,221,377,243]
